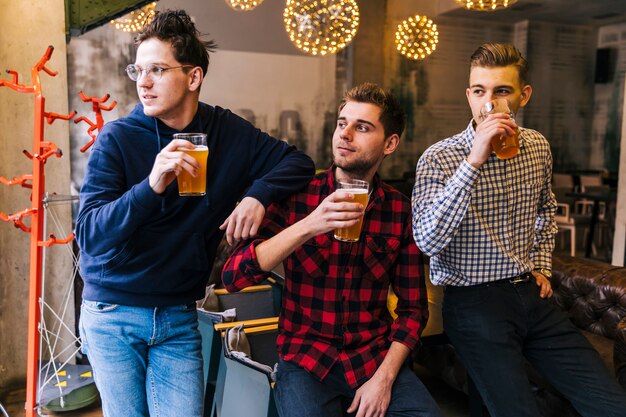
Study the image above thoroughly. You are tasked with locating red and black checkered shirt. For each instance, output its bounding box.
[222,168,428,388]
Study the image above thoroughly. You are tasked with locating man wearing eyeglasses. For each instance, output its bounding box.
[74,9,314,417]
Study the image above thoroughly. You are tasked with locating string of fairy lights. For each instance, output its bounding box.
[110,0,516,61]
[283,0,360,56]
[109,2,157,33]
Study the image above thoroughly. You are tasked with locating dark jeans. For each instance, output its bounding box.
[443,279,626,417]
[274,358,442,417]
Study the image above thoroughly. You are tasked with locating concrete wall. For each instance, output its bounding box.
[345,3,607,180]
[593,23,626,172]
[0,0,73,389]
[68,0,338,189]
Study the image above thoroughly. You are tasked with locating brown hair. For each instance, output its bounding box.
[338,83,406,138]
[135,9,217,77]
[469,43,529,85]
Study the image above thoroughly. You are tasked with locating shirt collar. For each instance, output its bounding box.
[325,165,385,208]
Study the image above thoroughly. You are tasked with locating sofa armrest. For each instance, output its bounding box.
[616,318,626,389]
[551,255,626,340]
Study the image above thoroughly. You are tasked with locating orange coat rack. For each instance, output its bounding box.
[0,45,115,417]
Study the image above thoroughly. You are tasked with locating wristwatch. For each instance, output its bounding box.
[534,268,552,279]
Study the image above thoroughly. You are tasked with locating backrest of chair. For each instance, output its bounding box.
[216,286,277,321]
[579,175,603,190]
[224,323,279,372]
[247,328,279,368]
[553,187,575,206]
[552,173,574,189]
[581,184,610,194]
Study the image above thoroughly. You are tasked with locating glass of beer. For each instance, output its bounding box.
[479,98,520,160]
[334,179,369,242]
[174,133,208,196]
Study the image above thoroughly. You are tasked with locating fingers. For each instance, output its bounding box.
[219,215,236,246]
[221,198,266,246]
[479,114,517,137]
[163,139,195,151]
[158,140,201,171]
[532,272,553,298]
[327,191,365,212]
[539,280,553,298]
[346,393,360,414]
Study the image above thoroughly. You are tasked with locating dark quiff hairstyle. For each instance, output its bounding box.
[338,82,406,139]
[469,43,529,85]
[135,9,217,77]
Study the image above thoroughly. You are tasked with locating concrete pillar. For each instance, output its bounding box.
[612,80,626,266]
[0,0,73,389]
[350,0,387,86]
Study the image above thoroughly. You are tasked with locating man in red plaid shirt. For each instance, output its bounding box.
[222,83,441,417]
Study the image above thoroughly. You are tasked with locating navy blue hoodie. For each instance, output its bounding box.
[75,103,314,307]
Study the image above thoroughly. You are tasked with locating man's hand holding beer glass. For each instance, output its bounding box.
[253,189,365,272]
[149,139,201,194]
[467,108,518,169]
[304,188,366,239]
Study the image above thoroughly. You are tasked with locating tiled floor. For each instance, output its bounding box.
[2,366,471,417]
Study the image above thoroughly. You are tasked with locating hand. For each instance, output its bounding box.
[219,197,266,246]
[300,190,364,238]
[148,139,199,194]
[467,113,517,168]
[346,374,392,417]
[532,270,553,298]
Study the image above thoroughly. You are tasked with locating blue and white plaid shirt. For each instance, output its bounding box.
[412,121,558,286]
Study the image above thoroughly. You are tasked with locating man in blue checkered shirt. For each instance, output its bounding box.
[412,43,626,417]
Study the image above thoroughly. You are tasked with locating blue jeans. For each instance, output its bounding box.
[274,358,442,417]
[79,300,204,417]
[443,279,626,417]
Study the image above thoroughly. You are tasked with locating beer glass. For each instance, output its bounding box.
[334,179,369,242]
[174,133,208,196]
[480,98,520,160]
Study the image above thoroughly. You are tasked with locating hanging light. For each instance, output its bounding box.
[225,0,265,11]
[283,0,360,56]
[455,0,518,12]
[110,2,157,32]
[395,15,439,60]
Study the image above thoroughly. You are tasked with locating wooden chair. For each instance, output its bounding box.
[552,173,575,189]
[554,202,577,257]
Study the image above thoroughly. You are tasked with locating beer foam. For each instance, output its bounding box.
[193,145,208,151]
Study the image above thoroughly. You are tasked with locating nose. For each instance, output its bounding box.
[340,122,354,141]
[137,71,152,88]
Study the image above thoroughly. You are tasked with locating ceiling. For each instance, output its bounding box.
[442,0,626,26]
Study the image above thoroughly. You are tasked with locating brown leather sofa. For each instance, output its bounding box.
[415,254,626,417]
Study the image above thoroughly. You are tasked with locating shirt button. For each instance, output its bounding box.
[345,267,350,273]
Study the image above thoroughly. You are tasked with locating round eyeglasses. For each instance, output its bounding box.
[125,64,195,81]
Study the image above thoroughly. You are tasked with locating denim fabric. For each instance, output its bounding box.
[443,280,626,417]
[79,301,204,417]
[274,358,442,417]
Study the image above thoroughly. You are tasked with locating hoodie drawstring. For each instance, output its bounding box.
[154,118,166,212]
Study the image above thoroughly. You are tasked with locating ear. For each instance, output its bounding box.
[383,134,400,156]
[518,84,532,109]
[189,67,204,92]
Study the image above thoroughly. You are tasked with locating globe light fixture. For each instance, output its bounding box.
[284,0,360,56]
[110,2,157,33]
[395,15,439,60]
[455,0,518,12]
[225,0,265,11]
